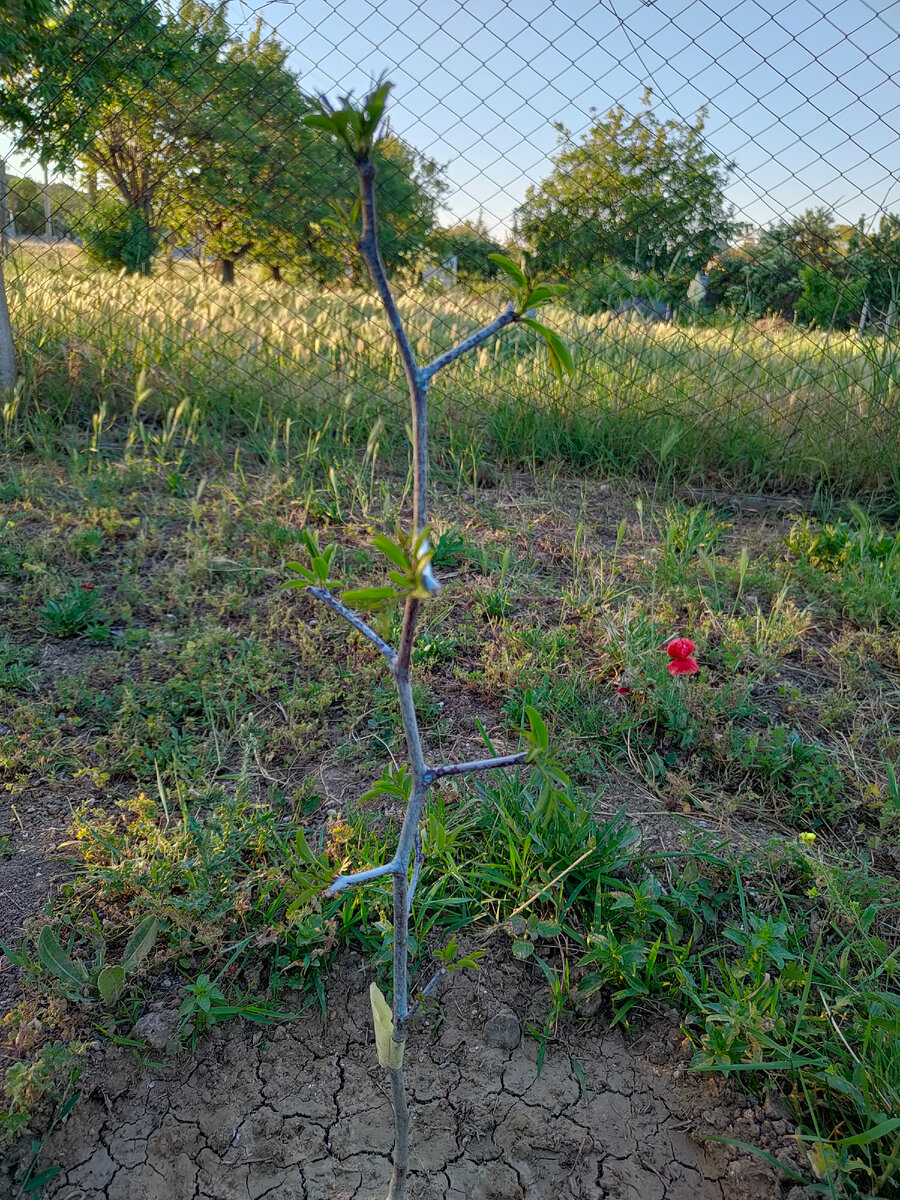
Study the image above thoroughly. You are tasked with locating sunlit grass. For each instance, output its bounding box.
[5,247,899,494]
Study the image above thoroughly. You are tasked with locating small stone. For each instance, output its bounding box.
[572,986,603,1019]
[132,1010,181,1053]
[483,1009,521,1050]
[764,1090,791,1123]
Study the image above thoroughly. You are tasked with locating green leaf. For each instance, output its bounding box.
[487,253,527,288]
[521,318,575,378]
[23,1165,60,1191]
[37,926,86,989]
[699,1137,823,1189]
[302,113,337,133]
[512,938,534,960]
[372,534,411,572]
[122,915,158,974]
[536,919,562,938]
[364,79,393,130]
[819,1118,900,1149]
[524,705,550,751]
[341,586,397,609]
[97,964,126,1004]
[1,940,26,968]
[451,951,485,972]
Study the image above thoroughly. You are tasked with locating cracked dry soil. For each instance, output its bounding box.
[39,960,790,1200]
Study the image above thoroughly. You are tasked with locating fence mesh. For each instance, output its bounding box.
[0,0,898,496]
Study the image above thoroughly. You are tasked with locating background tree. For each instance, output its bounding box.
[166,27,312,284]
[6,175,88,237]
[0,0,178,384]
[515,91,734,287]
[714,208,845,320]
[429,217,504,279]
[302,136,444,285]
[849,214,900,324]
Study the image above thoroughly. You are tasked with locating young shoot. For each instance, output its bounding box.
[286,79,573,1200]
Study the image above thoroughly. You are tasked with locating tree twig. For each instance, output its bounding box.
[400,965,447,1026]
[425,751,527,784]
[324,859,398,896]
[307,586,397,665]
[420,304,518,380]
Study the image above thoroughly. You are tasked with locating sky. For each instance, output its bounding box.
[4,0,899,237]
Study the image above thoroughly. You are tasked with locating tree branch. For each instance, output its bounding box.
[420,305,519,381]
[307,586,397,665]
[424,752,527,784]
[324,859,398,897]
[400,965,447,1026]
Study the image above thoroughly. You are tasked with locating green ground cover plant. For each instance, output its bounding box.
[0,121,899,1200]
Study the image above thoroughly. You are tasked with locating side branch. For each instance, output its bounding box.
[324,859,398,897]
[307,586,397,665]
[424,752,527,785]
[420,305,518,381]
[400,966,447,1026]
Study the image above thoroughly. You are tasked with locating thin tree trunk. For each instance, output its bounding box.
[0,158,9,259]
[43,166,52,241]
[219,258,234,285]
[0,255,17,391]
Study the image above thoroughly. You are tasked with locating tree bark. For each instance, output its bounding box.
[0,158,9,260]
[43,166,52,241]
[0,255,17,391]
[219,258,235,285]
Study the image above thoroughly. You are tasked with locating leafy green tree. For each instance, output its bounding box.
[430,218,504,278]
[166,27,311,283]
[74,4,227,233]
[713,209,845,320]
[77,197,159,274]
[162,29,441,285]
[849,214,900,323]
[0,0,179,382]
[515,91,734,281]
[301,136,444,285]
[6,176,88,237]
[796,264,865,328]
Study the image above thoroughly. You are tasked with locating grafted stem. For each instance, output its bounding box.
[321,146,537,1200]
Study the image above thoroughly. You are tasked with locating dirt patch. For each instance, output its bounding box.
[0,790,74,1017]
[30,960,796,1200]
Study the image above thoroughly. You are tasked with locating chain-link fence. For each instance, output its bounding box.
[0,0,898,496]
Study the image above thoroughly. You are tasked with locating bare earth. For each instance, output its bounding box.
[39,959,796,1200]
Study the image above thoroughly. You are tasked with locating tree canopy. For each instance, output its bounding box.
[515,91,734,282]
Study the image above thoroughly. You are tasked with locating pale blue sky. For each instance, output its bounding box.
[224,0,900,233]
[4,0,899,236]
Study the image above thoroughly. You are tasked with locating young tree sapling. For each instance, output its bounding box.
[286,80,573,1200]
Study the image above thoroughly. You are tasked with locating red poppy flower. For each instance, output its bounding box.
[667,637,695,660]
[667,657,699,676]
[81,583,95,591]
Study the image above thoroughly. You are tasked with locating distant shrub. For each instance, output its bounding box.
[78,201,158,275]
[568,261,681,315]
[796,264,865,328]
